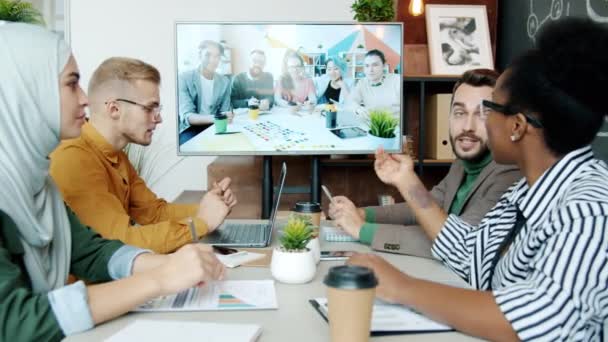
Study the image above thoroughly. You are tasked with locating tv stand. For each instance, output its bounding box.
[260,156,322,219]
[261,156,273,219]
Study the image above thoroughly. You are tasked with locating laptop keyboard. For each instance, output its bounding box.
[208,223,268,244]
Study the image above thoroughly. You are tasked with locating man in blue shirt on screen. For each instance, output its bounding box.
[230,49,274,111]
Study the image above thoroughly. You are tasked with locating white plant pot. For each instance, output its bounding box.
[306,237,321,264]
[368,133,398,150]
[271,247,317,284]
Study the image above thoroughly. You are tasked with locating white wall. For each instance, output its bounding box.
[65,0,354,200]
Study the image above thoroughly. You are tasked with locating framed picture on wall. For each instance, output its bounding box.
[425,4,494,75]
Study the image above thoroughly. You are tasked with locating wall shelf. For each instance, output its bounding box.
[403,75,459,175]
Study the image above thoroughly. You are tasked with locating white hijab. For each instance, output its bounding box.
[0,22,72,293]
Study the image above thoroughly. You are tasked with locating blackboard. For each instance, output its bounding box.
[497,0,608,69]
[592,118,608,162]
[497,0,608,161]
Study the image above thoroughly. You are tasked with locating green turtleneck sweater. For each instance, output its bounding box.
[448,152,493,216]
[359,152,493,245]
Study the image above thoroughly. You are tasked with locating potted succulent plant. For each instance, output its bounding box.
[291,213,321,264]
[368,109,399,150]
[271,216,317,284]
[351,0,395,22]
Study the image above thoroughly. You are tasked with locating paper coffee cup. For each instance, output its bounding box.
[248,104,260,120]
[214,113,228,133]
[324,265,378,342]
[293,202,321,227]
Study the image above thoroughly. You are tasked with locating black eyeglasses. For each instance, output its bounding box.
[481,100,543,128]
[108,98,162,120]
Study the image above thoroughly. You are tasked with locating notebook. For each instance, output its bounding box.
[322,225,358,242]
[135,280,278,312]
[199,163,286,247]
[309,298,452,335]
[105,319,262,342]
[216,250,267,268]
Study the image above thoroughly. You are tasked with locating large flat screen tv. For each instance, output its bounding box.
[175,22,403,155]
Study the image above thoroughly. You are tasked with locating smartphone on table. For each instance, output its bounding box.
[213,245,240,255]
[320,250,355,261]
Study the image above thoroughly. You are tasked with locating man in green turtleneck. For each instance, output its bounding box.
[328,69,521,258]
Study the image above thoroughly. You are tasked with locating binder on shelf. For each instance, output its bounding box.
[425,94,456,160]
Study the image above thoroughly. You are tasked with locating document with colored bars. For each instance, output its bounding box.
[135,280,278,312]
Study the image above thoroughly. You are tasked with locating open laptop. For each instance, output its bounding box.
[199,162,287,247]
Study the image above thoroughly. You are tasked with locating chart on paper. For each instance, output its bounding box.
[135,280,278,312]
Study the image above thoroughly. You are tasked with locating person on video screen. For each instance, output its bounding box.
[349,49,400,121]
[314,57,352,105]
[230,49,274,111]
[274,50,317,112]
[178,40,231,145]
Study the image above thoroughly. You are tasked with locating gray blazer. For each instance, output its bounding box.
[368,160,521,258]
[178,68,231,132]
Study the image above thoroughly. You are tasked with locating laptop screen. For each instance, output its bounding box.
[269,162,287,227]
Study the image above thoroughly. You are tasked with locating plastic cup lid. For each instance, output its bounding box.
[324,265,378,289]
[293,201,321,213]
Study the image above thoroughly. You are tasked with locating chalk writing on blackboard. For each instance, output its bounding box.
[587,0,608,23]
[528,0,608,42]
[527,0,570,42]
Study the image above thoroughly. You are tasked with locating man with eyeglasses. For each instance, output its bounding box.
[329,68,521,258]
[50,57,237,254]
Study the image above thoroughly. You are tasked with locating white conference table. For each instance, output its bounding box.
[179,106,400,154]
[65,221,482,342]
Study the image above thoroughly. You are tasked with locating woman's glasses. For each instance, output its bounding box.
[481,99,543,128]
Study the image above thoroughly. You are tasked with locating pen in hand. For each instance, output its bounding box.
[322,185,336,204]
[188,217,198,243]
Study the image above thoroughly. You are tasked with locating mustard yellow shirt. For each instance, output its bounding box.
[50,122,208,253]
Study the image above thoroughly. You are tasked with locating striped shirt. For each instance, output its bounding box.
[432,146,608,341]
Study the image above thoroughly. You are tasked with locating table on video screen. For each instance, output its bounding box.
[65,219,482,342]
[179,106,400,154]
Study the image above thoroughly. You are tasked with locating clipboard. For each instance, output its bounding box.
[309,298,454,335]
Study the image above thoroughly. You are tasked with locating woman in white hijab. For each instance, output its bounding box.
[0,23,224,341]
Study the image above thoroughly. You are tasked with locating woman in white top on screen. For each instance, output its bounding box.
[274,50,317,111]
[348,18,608,341]
[314,57,351,105]
[349,49,400,120]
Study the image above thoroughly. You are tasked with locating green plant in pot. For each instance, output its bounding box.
[279,216,313,251]
[369,109,398,138]
[271,216,317,284]
[289,213,321,263]
[368,109,399,150]
[0,0,44,25]
[351,0,395,22]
